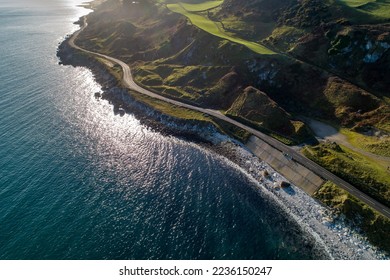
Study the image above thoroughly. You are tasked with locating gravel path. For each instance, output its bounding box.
[305,118,390,163]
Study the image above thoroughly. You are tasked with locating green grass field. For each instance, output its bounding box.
[179,0,224,12]
[302,142,390,207]
[340,129,390,157]
[131,91,210,121]
[338,0,390,19]
[131,90,251,142]
[166,2,275,55]
[339,0,376,7]
[315,181,390,253]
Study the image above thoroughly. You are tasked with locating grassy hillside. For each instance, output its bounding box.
[77,0,390,135]
[226,86,312,144]
[132,63,231,101]
[302,142,390,207]
[71,0,390,249]
[315,181,390,253]
[340,0,377,7]
[131,90,252,142]
[166,1,275,54]
[338,0,390,19]
[341,128,390,157]
[178,0,224,11]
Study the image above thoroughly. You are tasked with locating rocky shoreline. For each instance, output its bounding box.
[57,31,388,260]
[58,35,223,145]
[220,142,389,260]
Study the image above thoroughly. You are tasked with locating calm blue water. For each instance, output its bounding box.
[0,0,326,260]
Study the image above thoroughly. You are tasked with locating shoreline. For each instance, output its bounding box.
[57,21,388,260]
[214,142,388,260]
[58,35,221,144]
[61,7,390,224]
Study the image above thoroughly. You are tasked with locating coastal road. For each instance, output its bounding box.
[69,17,390,220]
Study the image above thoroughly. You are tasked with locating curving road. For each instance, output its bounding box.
[69,17,390,219]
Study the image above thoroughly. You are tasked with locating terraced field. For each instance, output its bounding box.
[166,1,275,55]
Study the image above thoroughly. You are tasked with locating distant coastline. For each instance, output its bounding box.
[56,14,388,259]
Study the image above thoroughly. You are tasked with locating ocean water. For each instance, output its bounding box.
[0,0,331,260]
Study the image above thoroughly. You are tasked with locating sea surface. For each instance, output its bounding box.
[0,0,370,260]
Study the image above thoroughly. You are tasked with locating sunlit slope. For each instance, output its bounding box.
[179,0,224,12]
[340,0,376,7]
[338,0,390,18]
[166,2,276,55]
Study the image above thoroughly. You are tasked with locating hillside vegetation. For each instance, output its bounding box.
[338,0,390,19]
[315,181,390,253]
[302,142,390,207]
[174,0,224,12]
[226,86,312,144]
[72,0,390,252]
[166,2,275,54]
[77,0,390,146]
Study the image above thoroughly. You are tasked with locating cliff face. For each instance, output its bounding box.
[74,0,390,142]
